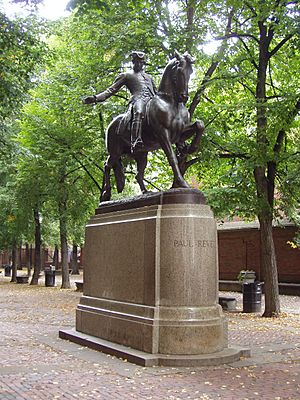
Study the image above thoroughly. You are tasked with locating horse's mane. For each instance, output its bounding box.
[158,58,179,95]
[158,53,193,96]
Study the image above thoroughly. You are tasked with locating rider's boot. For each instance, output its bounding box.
[131,120,144,153]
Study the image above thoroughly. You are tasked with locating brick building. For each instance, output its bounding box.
[218,220,300,283]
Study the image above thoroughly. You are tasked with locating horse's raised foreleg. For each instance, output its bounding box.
[186,120,205,154]
[175,120,205,176]
[176,120,205,156]
[160,129,190,189]
[134,152,149,194]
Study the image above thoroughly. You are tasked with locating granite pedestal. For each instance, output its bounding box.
[60,189,249,366]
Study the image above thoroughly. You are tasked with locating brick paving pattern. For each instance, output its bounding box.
[0,272,299,399]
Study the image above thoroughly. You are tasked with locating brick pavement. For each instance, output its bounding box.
[0,272,299,399]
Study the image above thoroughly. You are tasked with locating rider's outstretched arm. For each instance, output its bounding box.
[83,73,126,104]
[94,73,126,102]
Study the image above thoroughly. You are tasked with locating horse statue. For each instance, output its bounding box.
[98,51,204,202]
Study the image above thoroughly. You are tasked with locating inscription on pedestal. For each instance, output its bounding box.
[173,239,215,248]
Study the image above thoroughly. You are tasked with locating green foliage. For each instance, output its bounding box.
[66,0,110,13]
[15,13,109,249]
[0,12,47,120]
[185,0,300,222]
[0,0,299,259]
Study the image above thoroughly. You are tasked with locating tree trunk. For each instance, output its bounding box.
[25,242,31,277]
[10,242,17,283]
[258,215,280,316]
[185,0,195,51]
[254,165,281,316]
[41,247,46,271]
[253,20,280,317]
[71,244,79,275]
[18,245,22,269]
[29,244,33,268]
[53,245,59,270]
[59,197,71,289]
[8,250,12,266]
[30,209,42,285]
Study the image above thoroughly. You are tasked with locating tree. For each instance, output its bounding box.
[0,7,48,282]
[17,16,105,287]
[14,157,50,284]
[184,1,300,316]
[0,168,29,282]
[0,11,47,122]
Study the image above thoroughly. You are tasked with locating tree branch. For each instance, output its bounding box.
[42,129,103,190]
[78,149,104,173]
[215,32,259,44]
[244,2,257,17]
[269,33,295,57]
[72,154,102,192]
[189,9,235,117]
[236,74,256,96]
[209,138,250,159]
[237,36,258,69]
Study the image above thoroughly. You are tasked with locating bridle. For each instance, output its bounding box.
[171,58,192,104]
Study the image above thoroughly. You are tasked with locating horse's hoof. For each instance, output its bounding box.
[172,180,190,189]
[100,190,111,202]
[142,190,154,195]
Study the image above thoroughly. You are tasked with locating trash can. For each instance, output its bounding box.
[45,266,55,287]
[243,282,262,313]
[4,265,12,277]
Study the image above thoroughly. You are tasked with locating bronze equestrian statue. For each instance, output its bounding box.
[83,50,204,202]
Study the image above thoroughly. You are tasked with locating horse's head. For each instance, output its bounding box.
[171,50,194,103]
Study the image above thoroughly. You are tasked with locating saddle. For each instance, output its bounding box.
[116,108,131,136]
[116,100,152,136]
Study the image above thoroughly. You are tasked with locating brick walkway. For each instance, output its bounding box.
[0,272,299,399]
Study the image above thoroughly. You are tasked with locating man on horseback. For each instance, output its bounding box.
[83,51,157,153]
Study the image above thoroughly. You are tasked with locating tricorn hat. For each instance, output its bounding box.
[131,51,146,61]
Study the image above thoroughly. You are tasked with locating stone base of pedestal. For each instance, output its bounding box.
[59,189,249,364]
[75,297,227,355]
[59,328,250,367]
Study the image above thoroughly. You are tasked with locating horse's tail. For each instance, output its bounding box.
[113,158,125,193]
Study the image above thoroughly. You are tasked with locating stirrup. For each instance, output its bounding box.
[131,138,144,153]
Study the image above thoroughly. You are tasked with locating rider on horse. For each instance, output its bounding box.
[83,51,157,153]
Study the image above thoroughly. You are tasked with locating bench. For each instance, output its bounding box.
[75,281,83,292]
[218,296,237,311]
[16,276,29,284]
